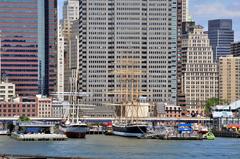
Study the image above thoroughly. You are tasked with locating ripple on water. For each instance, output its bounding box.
[0,136,239,159]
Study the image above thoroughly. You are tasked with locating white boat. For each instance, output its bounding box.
[0,129,9,135]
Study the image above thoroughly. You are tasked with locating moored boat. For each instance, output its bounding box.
[59,121,88,138]
[112,123,147,137]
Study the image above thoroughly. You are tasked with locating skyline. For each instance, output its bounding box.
[58,0,240,41]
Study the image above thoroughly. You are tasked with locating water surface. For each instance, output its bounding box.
[0,135,239,159]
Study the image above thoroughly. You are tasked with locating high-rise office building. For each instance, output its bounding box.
[182,25,218,106]
[62,0,79,93]
[76,0,179,105]
[219,55,240,103]
[181,0,192,22]
[208,19,234,61]
[231,42,240,57]
[0,0,57,97]
[57,24,64,101]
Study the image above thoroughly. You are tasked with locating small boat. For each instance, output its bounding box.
[203,132,215,140]
[59,120,88,138]
[0,129,9,135]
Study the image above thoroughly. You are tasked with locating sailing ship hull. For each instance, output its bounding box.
[59,124,88,138]
[112,124,147,137]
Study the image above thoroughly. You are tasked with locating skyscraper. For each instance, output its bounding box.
[76,0,179,105]
[208,19,234,61]
[219,55,240,103]
[62,0,79,93]
[57,23,64,101]
[0,0,57,97]
[182,0,192,22]
[231,42,240,57]
[182,24,218,107]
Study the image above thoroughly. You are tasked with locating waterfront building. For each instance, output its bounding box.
[0,0,58,97]
[182,24,218,107]
[62,0,79,93]
[0,97,36,117]
[76,0,179,106]
[36,95,52,118]
[212,100,240,118]
[208,19,234,61]
[52,100,67,118]
[231,42,240,57]
[57,24,64,101]
[165,104,182,118]
[0,81,15,102]
[219,55,240,103]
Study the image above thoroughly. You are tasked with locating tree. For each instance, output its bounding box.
[18,116,31,122]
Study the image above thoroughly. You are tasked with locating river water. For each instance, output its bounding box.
[0,135,239,159]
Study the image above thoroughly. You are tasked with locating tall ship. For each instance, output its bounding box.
[107,58,151,138]
[59,120,88,138]
[53,92,93,138]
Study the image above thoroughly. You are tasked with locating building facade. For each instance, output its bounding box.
[62,0,79,93]
[57,24,64,101]
[36,95,52,118]
[77,0,179,106]
[219,55,240,103]
[208,19,234,62]
[0,0,58,97]
[0,97,36,117]
[182,25,218,106]
[0,82,15,102]
[231,42,240,57]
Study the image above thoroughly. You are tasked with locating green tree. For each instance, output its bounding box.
[18,116,31,122]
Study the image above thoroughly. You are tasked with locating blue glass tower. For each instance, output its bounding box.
[208,19,234,62]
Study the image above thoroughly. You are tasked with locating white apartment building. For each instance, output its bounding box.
[182,25,218,106]
[0,82,15,102]
[77,0,179,105]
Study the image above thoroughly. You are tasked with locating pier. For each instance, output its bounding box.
[11,132,67,141]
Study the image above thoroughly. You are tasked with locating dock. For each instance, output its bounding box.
[11,132,67,141]
[213,130,240,138]
[163,136,203,140]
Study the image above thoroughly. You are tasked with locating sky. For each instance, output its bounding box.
[58,0,240,41]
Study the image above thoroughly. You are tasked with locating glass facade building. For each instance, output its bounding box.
[208,19,234,62]
[0,0,57,97]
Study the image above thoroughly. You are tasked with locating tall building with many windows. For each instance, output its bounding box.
[57,24,64,101]
[0,0,57,98]
[182,24,218,106]
[62,0,79,93]
[219,55,240,103]
[231,42,240,57]
[208,19,234,62]
[76,0,179,105]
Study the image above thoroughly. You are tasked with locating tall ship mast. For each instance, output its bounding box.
[52,92,94,138]
[107,57,151,138]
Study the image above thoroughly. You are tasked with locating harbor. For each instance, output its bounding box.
[0,135,239,159]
